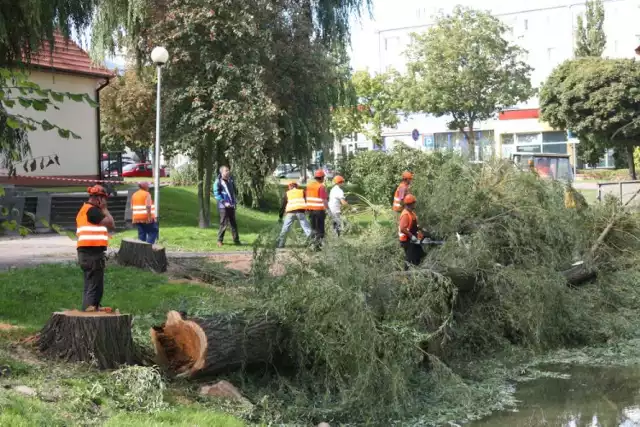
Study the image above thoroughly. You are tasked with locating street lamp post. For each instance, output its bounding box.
[150,46,169,239]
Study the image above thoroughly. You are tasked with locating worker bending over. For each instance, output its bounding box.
[398,194,425,270]
[393,171,413,214]
[76,185,115,311]
[131,182,158,244]
[277,182,312,248]
[306,169,329,249]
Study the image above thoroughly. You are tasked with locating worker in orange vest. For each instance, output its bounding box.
[306,169,329,249]
[393,171,413,213]
[398,194,425,270]
[76,185,115,311]
[277,182,312,248]
[131,182,158,244]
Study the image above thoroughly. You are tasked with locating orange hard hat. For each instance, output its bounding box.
[87,185,108,197]
[402,171,413,180]
[404,194,417,205]
[333,175,345,184]
[314,169,325,178]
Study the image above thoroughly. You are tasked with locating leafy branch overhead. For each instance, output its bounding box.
[0,69,96,139]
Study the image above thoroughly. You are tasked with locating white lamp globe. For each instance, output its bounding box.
[151,46,169,65]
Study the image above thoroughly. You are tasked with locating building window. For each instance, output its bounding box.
[543,144,568,154]
[501,134,514,145]
[517,145,542,153]
[516,133,540,145]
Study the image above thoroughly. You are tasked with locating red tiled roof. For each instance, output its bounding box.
[28,33,114,79]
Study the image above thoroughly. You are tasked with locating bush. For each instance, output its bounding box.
[170,162,198,186]
[348,145,453,205]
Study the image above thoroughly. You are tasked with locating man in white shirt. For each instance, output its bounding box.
[329,175,348,236]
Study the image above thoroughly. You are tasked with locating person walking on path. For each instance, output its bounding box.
[76,185,115,311]
[306,169,329,249]
[393,171,413,214]
[277,182,312,248]
[131,182,158,244]
[329,175,349,236]
[213,165,241,247]
[398,194,425,270]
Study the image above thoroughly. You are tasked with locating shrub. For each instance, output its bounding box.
[170,162,198,186]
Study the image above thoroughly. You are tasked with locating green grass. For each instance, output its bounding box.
[579,189,598,205]
[0,263,249,426]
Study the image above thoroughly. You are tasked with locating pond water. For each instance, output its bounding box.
[469,364,640,427]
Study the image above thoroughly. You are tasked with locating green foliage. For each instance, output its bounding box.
[401,6,533,158]
[348,145,451,205]
[100,67,156,162]
[539,57,640,177]
[331,70,401,146]
[170,162,198,186]
[244,155,640,423]
[574,0,606,57]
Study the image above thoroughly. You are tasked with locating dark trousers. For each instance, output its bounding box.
[218,207,239,243]
[401,241,425,270]
[309,210,326,248]
[78,250,106,310]
[136,221,158,244]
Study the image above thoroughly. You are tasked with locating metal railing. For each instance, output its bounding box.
[597,181,640,208]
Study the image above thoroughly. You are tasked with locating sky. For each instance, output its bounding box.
[348,0,580,70]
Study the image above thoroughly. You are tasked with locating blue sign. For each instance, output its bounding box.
[423,134,434,150]
[411,129,419,141]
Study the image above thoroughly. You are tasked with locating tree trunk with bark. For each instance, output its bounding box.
[626,144,637,180]
[150,311,285,378]
[37,311,138,369]
[196,144,209,228]
[118,238,168,273]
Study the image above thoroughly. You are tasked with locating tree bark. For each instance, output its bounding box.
[196,144,209,228]
[150,311,285,378]
[203,135,214,225]
[626,144,637,180]
[467,123,476,161]
[37,311,138,369]
[117,238,168,273]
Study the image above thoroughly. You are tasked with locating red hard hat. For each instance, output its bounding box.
[402,171,414,180]
[333,175,345,184]
[87,185,108,197]
[314,169,325,178]
[404,194,417,205]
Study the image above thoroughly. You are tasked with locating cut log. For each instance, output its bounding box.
[118,238,167,273]
[561,260,597,287]
[150,310,284,378]
[37,310,137,369]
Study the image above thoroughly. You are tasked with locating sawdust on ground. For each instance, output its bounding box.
[0,323,21,330]
[206,252,288,275]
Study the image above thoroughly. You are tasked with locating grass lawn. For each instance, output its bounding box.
[0,264,248,426]
[579,189,599,205]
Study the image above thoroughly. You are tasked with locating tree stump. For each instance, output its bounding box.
[118,238,168,273]
[150,310,285,378]
[37,311,137,369]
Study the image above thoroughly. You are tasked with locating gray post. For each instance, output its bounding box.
[154,64,162,238]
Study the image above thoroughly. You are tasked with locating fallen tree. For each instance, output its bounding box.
[37,310,137,369]
[118,238,168,273]
[150,310,285,378]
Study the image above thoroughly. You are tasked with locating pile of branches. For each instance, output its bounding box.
[240,157,640,424]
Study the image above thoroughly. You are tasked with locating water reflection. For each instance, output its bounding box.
[469,365,640,426]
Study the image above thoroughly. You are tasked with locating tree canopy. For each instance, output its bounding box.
[574,0,606,58]
[539,57,640,178]
[401,6,533,159]
[100,67,156,162]
[331,70,400,147]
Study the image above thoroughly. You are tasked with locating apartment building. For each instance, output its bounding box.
[338,0,638,168]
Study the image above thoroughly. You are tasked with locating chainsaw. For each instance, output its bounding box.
[411,232,465,247]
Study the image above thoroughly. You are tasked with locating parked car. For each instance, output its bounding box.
[121,163,166,178]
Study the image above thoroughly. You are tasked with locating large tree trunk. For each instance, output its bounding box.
[626,144,637,180]
[37,311,138,369]
[196,144,209,228]
[118,238,168,273]
[150,311,285,378]
[203,135,214,224]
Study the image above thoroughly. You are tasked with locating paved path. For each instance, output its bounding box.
[573,182,598,191]
[0,235,251,270]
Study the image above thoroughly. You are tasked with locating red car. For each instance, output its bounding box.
[121,163,166,178]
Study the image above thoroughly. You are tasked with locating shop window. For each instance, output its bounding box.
[542,143,567,154]
[542,131,566,143]
[517,145,542,153]
[516,133,540,144]
[501,134,514,145]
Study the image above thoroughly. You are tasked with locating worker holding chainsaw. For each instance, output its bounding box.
[393,171,413,214]
[398,194,427,270]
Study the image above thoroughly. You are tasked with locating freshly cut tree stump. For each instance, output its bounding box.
[118,238,168,273]
[37,310,137,369]
[151,311,284,378]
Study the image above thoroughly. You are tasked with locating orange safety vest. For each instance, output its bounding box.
[285,188,306,212]
[398,209,418,242]
[76,203,109,247]
[393,182,410,212]
[305,181,326,211]
[131,189,156,223]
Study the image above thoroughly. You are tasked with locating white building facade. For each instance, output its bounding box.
[337,0,639,168]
